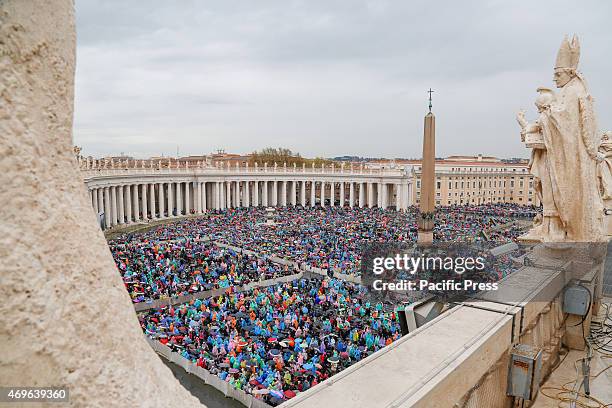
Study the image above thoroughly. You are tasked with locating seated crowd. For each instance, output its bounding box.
[112,241,294,303]
[108,203,536,403]
[140,278,400,405]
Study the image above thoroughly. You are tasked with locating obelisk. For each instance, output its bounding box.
[418,89,436,244]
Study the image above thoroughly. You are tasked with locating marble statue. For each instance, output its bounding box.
[597,131,612,235]
[517,35,604,242]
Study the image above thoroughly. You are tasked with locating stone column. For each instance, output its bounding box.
[290,181,297,206]
[242,180,246,208]
[263,181,268,206]
[116,185,124,224]
[141,184,148,219]
[225,181,231,209]
[215,182,220,210]
[92,189,99,214]
[185,182,190,214]
[310,181,316,207]
[359,182,365,208]
[367,183,374,208]
[125,185,132,223]
[176,182,182,215]
[272,181,278,206]
[110,186,118,226]
[253,181,259,207]
[349,182,354,208]
[234,181,239,207]
[281,181,287,206]
[149,183,156,219]
[330,182,335,207]
[406,181,412,208]
[196,182,202,213]
[381,183,388,209]
[133,184,140,221]
[104,187,111,227]
[201,181,208,213]
[320,181,326,207]
[158,183,165,218]
[97,188,104,217]
[395,184,401,211]
[340,182,345,207]
[301,181,306,206]
[167,182,173,216]
[221,181,226,209]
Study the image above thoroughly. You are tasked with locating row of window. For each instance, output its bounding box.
[417,180,532,190]
[417,196,533,205]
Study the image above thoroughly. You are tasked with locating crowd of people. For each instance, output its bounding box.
[443,203,539,218]
[112,241,295,303]
[108,203,536,404]
[115,204,530,273]
[433,208,527,243]
[140,278,400,405]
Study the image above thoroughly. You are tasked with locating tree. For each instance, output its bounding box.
[249,147,332,166]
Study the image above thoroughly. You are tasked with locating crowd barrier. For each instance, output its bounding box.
[301,264,361,284]
[215,242,259,257]
[146,337,273,408]
[134,272,304,312]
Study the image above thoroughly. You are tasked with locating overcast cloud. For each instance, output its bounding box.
[73,0,612,159]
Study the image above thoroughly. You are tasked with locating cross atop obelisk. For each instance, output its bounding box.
[418,89,436,244]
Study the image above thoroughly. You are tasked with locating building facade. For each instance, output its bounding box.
[369,155,537,207]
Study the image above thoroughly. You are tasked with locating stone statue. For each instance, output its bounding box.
[517,35,604,242]
[597,131,612,235]
[516,87,561,240]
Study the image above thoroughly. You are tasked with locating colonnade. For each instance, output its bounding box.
[86,177,412,229]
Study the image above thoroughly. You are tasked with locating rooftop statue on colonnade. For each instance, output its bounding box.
[517,35,606,242]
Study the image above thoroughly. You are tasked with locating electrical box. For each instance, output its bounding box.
[507,344,542,400]
[563,284,590,316]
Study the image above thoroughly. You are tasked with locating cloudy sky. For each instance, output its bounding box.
[73,0,611,159]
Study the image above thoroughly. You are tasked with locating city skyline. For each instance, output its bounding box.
[74,0,611,159]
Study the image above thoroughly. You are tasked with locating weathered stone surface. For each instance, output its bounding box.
[0,1,203,406]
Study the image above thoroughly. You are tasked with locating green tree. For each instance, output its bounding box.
[249,147,332,167]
